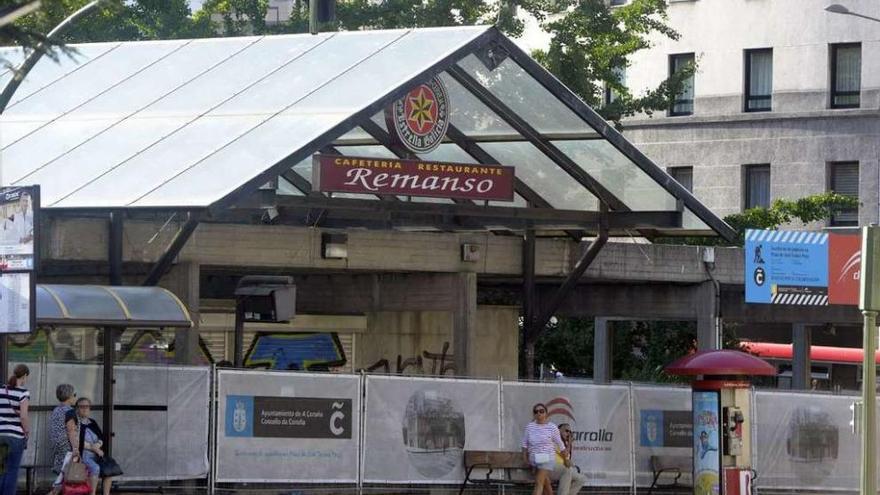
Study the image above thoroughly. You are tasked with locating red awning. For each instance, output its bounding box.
[741,342,880,364]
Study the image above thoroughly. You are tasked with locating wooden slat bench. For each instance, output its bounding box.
[459,450,533,495]
[647,455,692,494]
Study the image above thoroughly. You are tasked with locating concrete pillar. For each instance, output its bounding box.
[453,272,477,377]
[696,281,719,351]
[161,262,200,364]
[792,323,812,390]
[594,317,613,384]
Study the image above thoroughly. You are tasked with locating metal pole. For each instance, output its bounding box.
[233,298,244,367]
[309,0,318,34]
[102,327,115,457]
[861,309,877,495]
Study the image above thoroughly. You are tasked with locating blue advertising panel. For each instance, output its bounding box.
[745,229,829,305]
[693,391,720,495]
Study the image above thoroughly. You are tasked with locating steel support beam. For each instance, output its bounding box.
[522,228,536,377]
[446,65,629,212]
[531,207,609,336]
[791,323,812,390]
[142,212,201,286]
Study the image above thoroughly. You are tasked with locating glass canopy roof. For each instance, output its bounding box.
[36,285,192,328]
[0,26,734,239]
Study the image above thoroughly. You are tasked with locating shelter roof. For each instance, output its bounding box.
[36,284,192,327]
[0,26,735,240]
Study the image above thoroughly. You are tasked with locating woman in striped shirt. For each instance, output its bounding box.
[0,364,30,495]
[522,402,565,495]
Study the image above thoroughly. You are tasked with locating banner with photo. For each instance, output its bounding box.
[500,382,633,487]
[216,370,360,483]
[631,385,693,487]
[753,391,858,491]
[361,375,500,484]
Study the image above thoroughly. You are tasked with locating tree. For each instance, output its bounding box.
[194,0,268,36]
[658,192,860,247]
[519,0,696,126]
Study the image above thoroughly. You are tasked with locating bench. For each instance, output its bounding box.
[647,455,692,495]
[22,464,53,495]
[459,451,533,495]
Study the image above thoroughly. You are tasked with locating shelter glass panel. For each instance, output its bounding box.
[276,176,305,196]
[132,28,489,207]
[6,40,188,119]
[3,43,119,110]
[439,73,516,138]
[456,55,596,136]
[46,286,126,321]
[480,141,598,210]
[551,140,678,211]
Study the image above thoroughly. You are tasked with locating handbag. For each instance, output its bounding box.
[61,481,91,495]
[98,456,123,477]
[63,459,89,483]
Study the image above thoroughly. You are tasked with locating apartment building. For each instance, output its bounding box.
[619,0,880,227]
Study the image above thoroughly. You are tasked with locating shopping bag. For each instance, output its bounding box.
[98,456,122,477]
[63,459,89,483]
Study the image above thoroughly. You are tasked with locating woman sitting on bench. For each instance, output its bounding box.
[522,403,566,495]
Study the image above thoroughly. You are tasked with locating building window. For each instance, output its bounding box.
[669,167,693,192]
[745,48,772,112]
[831,43,861,108]
[604,66,626,106]
[609,0,627,5]
[744,164,770,209]
[669,53,695,116]
[830,161,859,226]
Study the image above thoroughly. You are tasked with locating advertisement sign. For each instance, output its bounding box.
[0,272,32,334]
[501,382,633,487]
[693,391,720,495]
[828,233,860,305]
[312,154,515,202]
[385,76,450,154]
[745,230,829,305]
[0,186,38,271]
[362,375,500,484]
[216,370,360,483]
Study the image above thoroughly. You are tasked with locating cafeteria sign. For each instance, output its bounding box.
[745,229,860,306]
[312,154,515,202]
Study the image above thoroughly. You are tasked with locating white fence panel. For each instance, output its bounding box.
[501,381,633,487]
[362,375,500,484]
[631,384,693,488]
[215,369,361,483]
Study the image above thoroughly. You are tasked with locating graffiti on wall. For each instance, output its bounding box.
[243,332,347,371]
[121,330,213,365]
[362,341,455,375]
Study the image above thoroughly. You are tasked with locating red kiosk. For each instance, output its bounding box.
[666,350,776,495]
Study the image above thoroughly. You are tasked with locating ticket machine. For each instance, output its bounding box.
[665,350,776,495]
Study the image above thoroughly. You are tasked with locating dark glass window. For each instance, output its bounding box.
[669,167,693,192]
[830,161,859,226]
[604,66,626,106]
[669,53,695,116]
[831,43,861,108]
[744,164,770,209]
[745,48,772,112]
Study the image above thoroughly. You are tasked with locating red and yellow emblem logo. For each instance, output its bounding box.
[385,77,450,154]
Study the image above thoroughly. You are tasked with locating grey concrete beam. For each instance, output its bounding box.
[454,272,478,377]
[696,281,719,351]
[594,317,613,384]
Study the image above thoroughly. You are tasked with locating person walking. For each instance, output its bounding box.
[0,364,30,495]
[48,384,79,495]
[549,423,587,495]
[522,403,565,495]
[75,398,115,495]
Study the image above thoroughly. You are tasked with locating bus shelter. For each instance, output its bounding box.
[0,26,734,377]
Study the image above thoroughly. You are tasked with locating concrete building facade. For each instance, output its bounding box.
[620,0,880,225]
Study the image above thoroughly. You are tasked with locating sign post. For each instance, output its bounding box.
[858,225,880,495]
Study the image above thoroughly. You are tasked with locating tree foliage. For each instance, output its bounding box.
[660,192,860,247]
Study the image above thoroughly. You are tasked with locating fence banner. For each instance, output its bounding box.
[25,363,209,481]
[501,382,633,487]
[754,391,858,491]
[631,385,693,487]
[216,370,360,483]
[362,375,500,483]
